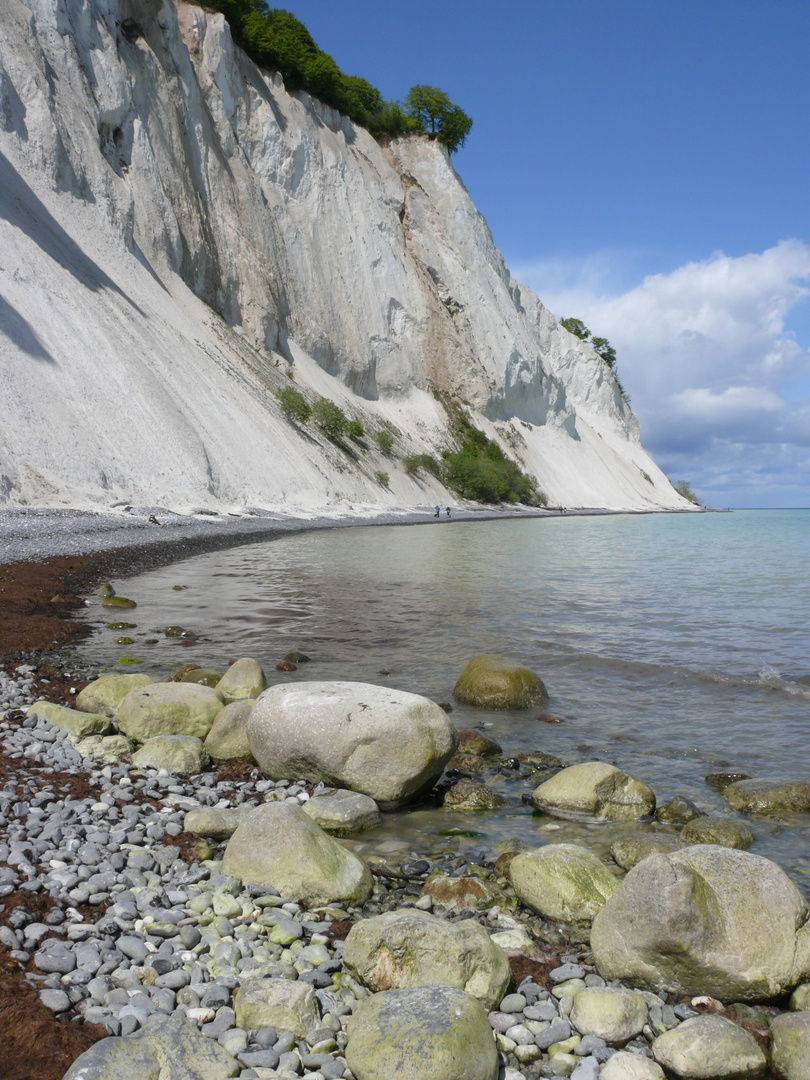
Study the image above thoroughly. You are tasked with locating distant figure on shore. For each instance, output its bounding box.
[446,506,452,517]
[434,505,440,518]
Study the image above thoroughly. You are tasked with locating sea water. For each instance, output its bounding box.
[77,510,810,889]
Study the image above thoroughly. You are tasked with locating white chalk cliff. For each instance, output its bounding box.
[0,0,687,511]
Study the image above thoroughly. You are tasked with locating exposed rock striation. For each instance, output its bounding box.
[0,0,687,511]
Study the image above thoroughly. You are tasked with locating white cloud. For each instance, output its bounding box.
[513,240,810,506]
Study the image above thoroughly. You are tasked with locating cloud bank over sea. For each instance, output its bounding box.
[515,239,810,507]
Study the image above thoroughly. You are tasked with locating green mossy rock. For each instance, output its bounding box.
[117,682,224,742]
[73,734,133,763]
[457,729,503,756]
[511,843,619,923]
[343,908,510,1010]
[27,701,112,739]
[215,657,266,703]
[97,583,115,597]
[346,986,499,1080]
[103,595,137,608]
[453,655,548,710]
[532,761,656,821]
[75,673,154,718]
[569,987,648,1044]
[420,873,501,914]
[724,778,810,815]
[62,1014,239,1080]
[771,1011,810,1079]
[610,832,685,869]
[681,815,754,850]
[652,1014,766,1078]
[592,845,810,1002]
[222,801,373,906]
[446,752,488,774]
[178,667,222,688]
[203,700,256,763]
[131,735,209,775]
[656,795,702,824]
[444,778,506,811]
[233,976,319,1036]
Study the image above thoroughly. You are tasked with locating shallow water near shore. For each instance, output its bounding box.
[77,509,810,891]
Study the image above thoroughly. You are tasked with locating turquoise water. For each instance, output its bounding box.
[77,510,810,886]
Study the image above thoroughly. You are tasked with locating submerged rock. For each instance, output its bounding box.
[457,729,503,756]
[453,655,548,710]
[681,815,754,849]
[221,801,373,905]
[443,778,506,811]
[510,843,618,923]
[346,986,499,1080]
[117,682,224,741]
[591,845,810,1001]
[343,908,510,1010]
[656,795,702,824]
[531,761,656,821]
[247,681,457,809]
[610,832,685,869]
[723,778,810,814]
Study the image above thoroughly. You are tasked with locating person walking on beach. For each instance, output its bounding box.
[445,506,452,517]
[434,505,440,518]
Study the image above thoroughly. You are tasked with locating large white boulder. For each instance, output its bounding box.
[510,844,619,923]
[117,682,224,742]
[247,682,458,809]
[532,761,655,821]
[591,845,810,1002]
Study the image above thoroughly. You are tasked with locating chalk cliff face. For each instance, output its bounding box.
[0,0,686,510]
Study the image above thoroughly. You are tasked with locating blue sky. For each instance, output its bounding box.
[286,0,810,507]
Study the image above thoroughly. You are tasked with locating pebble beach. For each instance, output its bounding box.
[0,510,807,1080]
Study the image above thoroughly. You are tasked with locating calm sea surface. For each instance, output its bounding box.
[77,510,810,889]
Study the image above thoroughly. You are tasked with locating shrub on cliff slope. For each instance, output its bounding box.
[204,2,469,148]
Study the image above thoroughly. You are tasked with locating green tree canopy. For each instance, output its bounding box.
[560,317,590,341]
[405,85,473,153]
[591,336,616,369]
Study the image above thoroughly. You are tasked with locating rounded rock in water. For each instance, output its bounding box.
[452,654,548,710]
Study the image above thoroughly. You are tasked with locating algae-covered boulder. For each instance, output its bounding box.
[656,795,702,824]
[652,1014,767,1078]
[73,734,133,763]
[510,843,618,923]
[203,700,256,762]
[184,806,249,839]
[62,1014,239,1080]
[771,1011,810,1079]
[117,682,224,742]
[453,655,548,710]
[610,832,685,869]
[681,815,754,849]
[531,761,656,821]
[569,986,648,1044]
[75,673,154,717]
[346,986,499,1080]
[221,801,372,906]
[302,788,382,835]
[248,681,457,809]
[724,778,810,815]
[343,909,510,1010]
[233,977,319,1036]
[215,658,266,703]
[131,735,209,775]
[457,729,502,757]
[419,873,500,914]
[27,701,112,739]
[102,595,136,609]
[176,666,222,688]
[591,845,810,1002]
[443,778,506,811]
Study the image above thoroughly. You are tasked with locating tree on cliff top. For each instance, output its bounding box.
[405,85,473,153]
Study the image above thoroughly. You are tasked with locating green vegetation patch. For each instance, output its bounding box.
[440,405,545,506]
